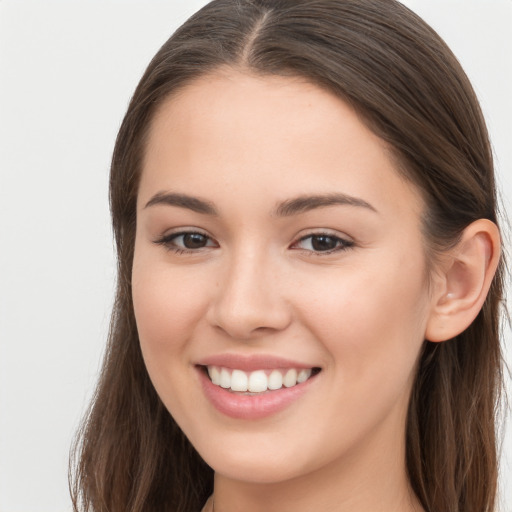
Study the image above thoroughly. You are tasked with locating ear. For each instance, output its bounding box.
[425,219,501,342]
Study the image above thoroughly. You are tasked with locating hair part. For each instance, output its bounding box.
[71,1,506,511]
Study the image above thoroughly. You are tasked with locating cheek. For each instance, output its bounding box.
[290,257,430,456]
[299,253,429,385]
[131,254,210,370]
[131,256,213,424]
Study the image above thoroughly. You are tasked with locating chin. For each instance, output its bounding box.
[194,432,323,485]
[211,457,304,485]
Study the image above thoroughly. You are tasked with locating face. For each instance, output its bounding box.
[132,71,434,485]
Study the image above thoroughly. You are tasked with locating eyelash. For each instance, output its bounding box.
[153,230,355,256]
[291,232,355,255]
[153,230,216,254]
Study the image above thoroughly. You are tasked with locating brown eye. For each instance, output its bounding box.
[182,233,209,249]
[293,233,354,254]
[310,235,338,251]
[154,231,217,252]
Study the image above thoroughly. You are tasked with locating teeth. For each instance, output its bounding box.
[248,370,267,392]
[220,368,231,389]
[209,366,221,385]
[297,369,310,383]
[283,369,297,387]
[206,366,313,393]
[268,370,283,390]
[231,370,248,392]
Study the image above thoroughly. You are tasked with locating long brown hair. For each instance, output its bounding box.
[70,1,506,511]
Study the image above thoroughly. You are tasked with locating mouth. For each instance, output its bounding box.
[200,365,322,395]
[196,355,322,419]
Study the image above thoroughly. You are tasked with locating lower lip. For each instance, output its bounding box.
[198,367,317,420]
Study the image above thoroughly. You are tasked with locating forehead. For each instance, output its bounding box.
[139,70,423,221]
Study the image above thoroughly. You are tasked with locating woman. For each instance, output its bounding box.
[71,1,506,511]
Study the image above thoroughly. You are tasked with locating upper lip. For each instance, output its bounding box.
[196,354,319,372]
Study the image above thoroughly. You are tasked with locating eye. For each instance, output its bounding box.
[175,232,212,249]
[292,233,354,253]
[154,230,217,253]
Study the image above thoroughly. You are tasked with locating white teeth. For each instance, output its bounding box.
[268,370,283,390]
[206,366,315,393]
[231,370,248,392]
[208,366,221,385]
[283,369,297,388]
[297,368,312,383]
[220,368,231,389]
[248,370,268,392]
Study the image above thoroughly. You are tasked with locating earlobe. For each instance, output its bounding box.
[425,219,501,342]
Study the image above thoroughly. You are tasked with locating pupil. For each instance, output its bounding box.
[183,233,207,249]
[311,235,337,251]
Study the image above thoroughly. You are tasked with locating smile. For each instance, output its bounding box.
[197,360,321,420]
[206,366,315,393]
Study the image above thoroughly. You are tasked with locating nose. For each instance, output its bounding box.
[207,250,292,340]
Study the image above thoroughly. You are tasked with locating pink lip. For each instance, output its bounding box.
[197,366,319,420]
[196,353,316,372]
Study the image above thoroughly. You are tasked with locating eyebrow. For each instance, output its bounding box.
[144,191,377,216]
[274,193,378,217]
[144,192,218,215]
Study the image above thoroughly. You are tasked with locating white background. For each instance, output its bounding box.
[0,1,510,511]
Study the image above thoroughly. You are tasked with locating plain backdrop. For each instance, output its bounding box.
[0,1,510,511]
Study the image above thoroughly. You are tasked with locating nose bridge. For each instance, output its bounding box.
[209,243,290,339]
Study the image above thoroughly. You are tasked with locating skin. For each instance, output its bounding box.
[132,70,436,512]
